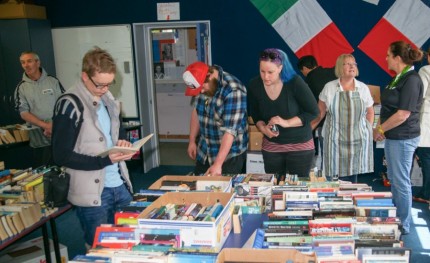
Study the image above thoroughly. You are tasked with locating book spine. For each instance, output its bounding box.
[144,208,159,219]
[210,203,224,221]
[0,170,10,177]
[263,220,308,226]
[252,228,266,248]
[187,204,202,220]
[202,203,223,221]
[195,205,212,221]
[183,203,197,217]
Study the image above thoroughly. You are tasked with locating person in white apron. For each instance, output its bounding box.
[312,54,374,182]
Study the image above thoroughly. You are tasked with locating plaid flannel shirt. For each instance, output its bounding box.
[195,66,248,165]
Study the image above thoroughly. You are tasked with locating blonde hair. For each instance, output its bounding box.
[334,54,359,78]
[82,46,116,77]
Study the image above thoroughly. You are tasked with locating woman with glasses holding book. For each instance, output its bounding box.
[312,54,374,183]
[248,48,319,179]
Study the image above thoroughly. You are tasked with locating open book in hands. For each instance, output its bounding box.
[97,133,154,157]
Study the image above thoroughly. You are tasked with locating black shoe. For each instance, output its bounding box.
[401,228,410,235]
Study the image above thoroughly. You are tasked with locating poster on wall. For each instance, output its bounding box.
[152,39,175,62]
[154,62,165,80]
[159,39,175,61]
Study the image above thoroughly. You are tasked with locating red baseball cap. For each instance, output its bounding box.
[183,61,209,96]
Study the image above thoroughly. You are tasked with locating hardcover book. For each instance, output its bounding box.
[355,206,397,218]
[245,173,275,186]
[93,226,138,249]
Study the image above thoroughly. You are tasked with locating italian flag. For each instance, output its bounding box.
[359,0,430,76]
[250,0,353,67]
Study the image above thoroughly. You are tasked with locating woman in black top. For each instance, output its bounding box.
[248,48,319,178]
[373,41,424,235]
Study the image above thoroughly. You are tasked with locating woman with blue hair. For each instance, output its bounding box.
[248,48,319,178]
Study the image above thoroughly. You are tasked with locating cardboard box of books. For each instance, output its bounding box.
[137,192,234,252]
[0,236,68,263]
[0,3,46,19]
[148,175,232,192]
[216,248,317,263]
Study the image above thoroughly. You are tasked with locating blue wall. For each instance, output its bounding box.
[36,0,430,88]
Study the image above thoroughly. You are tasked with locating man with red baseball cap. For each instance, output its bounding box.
[182,61,248,176]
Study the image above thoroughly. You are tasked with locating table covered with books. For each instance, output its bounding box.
[69,172,411,263]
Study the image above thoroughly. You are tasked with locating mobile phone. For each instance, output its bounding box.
[270,124,278,132]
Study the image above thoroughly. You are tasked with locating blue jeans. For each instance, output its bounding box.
[75,184,132,245]
[384,137,420,233]
[416,147,430,200]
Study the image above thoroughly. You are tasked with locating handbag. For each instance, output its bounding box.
[43,166,70,207]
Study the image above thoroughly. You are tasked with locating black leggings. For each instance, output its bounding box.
[262,149,314,178]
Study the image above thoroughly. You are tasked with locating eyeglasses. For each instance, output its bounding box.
[88,76,115,89]
[260,50,282,62]
[343,62,358,67]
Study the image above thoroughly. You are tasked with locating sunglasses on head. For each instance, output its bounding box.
[259,50,281,62]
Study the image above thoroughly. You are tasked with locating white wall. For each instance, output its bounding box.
[52,25,138,117]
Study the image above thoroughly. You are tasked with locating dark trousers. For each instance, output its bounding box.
[416,147,430,200]
[262,149,314,178]
[32,145,52,168]
[194,152,246,175]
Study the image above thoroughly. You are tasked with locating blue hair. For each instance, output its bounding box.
[277,49,297,82]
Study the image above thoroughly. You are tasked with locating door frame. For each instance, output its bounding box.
[133,21,211,172]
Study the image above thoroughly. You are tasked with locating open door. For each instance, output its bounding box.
[133,21,211,172]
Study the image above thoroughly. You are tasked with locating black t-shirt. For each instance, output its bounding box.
[306,66,337,101]
[380,70,423,139]
[247,75,319,144]
[305,66,336,128]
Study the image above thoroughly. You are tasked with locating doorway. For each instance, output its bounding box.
[133,21,211,172]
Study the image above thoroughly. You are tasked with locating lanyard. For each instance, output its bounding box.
[387,65,411,90]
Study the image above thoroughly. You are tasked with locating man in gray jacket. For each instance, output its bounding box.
[52,47,135,247]
[15,51,64,167]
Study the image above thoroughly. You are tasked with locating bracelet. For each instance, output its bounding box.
[377,125,384,135]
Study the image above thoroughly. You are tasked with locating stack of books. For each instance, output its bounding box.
[0,202,42,241]
[250,179,408,262]
[233,173,275,213]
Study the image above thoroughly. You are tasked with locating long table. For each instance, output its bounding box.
[0,204,72,263]
[223,214,267,248]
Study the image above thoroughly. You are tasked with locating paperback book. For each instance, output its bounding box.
[97,133,153,157]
